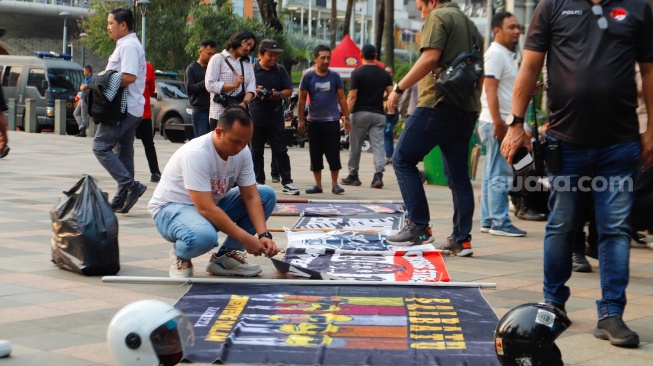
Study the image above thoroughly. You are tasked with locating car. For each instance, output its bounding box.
[150,72,193,143]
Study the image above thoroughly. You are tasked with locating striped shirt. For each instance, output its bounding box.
[205,49,256,120]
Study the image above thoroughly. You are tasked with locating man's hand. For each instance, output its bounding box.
[500,125,531,165]
[387,90,399,114]
[494,122,508,142]
[297,120,306,135]
[641,129,653,171]
[342,117,351,133]
[235,75,244,87]
[241,236,279,257]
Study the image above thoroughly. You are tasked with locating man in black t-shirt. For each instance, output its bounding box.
[341,45,393,189]
[185,39,217,138]
[250,39,297,195]
[501,0,653,348]
[0,84,9,159]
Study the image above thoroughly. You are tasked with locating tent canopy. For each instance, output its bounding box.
[329,35,385,80]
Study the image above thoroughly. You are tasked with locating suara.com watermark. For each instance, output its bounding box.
[486,175,634,193]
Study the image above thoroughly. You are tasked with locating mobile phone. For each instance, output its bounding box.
[513,147,534,172]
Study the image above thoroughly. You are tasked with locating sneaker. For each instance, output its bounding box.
[0,339,11,358]
[282,183,300,195]
[386,219,434,246]
[370,172,383,189]
[305,186,323,194]
[341,174,362,186]
[594,316,639,348]
[271,175,281,183]
[434,236,474,257]
[117,181,147,214]
[489,224,527,237]
[480,226,491,233]
[630,232,648,248]
[572,252,592,273]
[110,187,127,212]
[516,207,548,221]
[169,249,193,277]
[332,185,345,194]
[150,172,161,183]
[206,251,262,277]
[0,146,9,159]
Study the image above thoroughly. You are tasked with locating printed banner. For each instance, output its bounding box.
[273,203,404,216]
[291,214,404,231]
[286,230,435,253]
[175,284,500,365]
[275,248,450,282]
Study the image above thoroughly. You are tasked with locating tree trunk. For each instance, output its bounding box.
[256,0,283,32]
[331,0,337,49]
[343,0,354,37]
[374,0,384,60]
[383,0,394,68]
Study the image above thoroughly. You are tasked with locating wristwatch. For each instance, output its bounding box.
[505,114,525,126]
[258,231,273,240]
[393,84,405,94]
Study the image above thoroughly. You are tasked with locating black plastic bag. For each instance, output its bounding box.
[50,175,120,275]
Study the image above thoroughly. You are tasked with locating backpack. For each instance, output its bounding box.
[87,70,126,125]
[435,13,483,108]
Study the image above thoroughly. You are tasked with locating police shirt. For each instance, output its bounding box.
[526,0,653,145]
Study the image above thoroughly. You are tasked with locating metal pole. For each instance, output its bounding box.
[141,14,146,53]
[62,18,68,54]
[102,276,497,288]
[81,44,85,67]
[276,198,403,204]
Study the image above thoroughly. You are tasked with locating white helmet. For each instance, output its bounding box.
[107,300,194,366]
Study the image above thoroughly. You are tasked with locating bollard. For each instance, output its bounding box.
[6,98,16,130]
[54,99,67,135]
[24,99,38,133]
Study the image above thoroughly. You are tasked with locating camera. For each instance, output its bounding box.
[257,87,274,101]
[213,93,227,105]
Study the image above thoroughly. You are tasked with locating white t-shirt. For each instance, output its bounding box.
[106,33,146,118]
[479,42,518,125]
[148,133,257,218]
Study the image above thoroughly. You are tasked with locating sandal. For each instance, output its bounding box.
[305,186,323,194]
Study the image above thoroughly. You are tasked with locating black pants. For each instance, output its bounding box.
[135,118,161,175]
[251,122,292,185]
[308,120,341,171]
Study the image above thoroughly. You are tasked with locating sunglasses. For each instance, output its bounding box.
[592,4,609,31]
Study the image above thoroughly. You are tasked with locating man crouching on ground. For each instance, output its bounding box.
[148,106,279,278]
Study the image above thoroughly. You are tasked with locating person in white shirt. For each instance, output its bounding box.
[148,107,279,278]
[92,8,147,214]
[478,12,526,237]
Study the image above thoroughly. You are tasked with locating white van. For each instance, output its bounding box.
[0,52,84,135]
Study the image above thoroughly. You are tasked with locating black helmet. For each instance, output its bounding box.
[494,302,571,366]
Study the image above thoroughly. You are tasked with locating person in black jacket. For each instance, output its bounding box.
[185,39,217,138]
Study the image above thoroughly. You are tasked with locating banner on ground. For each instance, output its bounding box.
[273,203,404,216]
[291,214,404,231]
[285,230,434,252]
[175,284,500,365]
[275,248,450,282]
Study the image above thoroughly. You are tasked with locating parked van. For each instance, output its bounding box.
[0,52,84,135]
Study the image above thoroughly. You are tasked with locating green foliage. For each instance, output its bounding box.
[79,2,122,58]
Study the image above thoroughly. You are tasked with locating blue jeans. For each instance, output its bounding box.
[543,134,639,319]
[192,109,210,138]
[384,112,399,158]
[153,185,276,260]
[479,122,514,228]
[393,105,477,243]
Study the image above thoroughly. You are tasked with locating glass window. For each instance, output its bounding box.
[28,69,46,96]
[47,68,84,94]
[2,66,22,87]
[157,81,188,99]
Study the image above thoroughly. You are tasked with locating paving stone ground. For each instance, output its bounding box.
[1,130,652,365]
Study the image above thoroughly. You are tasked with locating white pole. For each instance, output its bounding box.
[277,199,403,204]
[309,1,312,38]
[102,276,497,288]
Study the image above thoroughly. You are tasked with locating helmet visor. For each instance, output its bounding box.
[150,314,194,366]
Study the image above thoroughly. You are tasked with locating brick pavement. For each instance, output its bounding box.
[0,130,652,365]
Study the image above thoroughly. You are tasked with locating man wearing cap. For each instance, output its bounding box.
[342,44,393,189]
[250,39,298,195]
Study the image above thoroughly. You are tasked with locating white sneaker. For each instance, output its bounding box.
[169,249,193,278]
[282,183,300,195]
[206,251,262,277]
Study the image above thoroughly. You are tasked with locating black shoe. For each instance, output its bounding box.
[111,195,126,212]
[271,175,281,183]
[370,172,383,189]
[572,252,592,273]
[305,186,323,194]
[341,174,362,186]
[594,316,639,347]
[434,236,473,257]
[516,207,548,221]
[332,185,345,194]
[586,245,598,260]
[150,172,161,183]
[118,182,147,214]
[545,301,566,315]
[0,146,9,159]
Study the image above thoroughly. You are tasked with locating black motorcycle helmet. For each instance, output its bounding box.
[494,302,571,366]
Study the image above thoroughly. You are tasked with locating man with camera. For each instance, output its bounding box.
[249,39,298,195]
[478,12,526,238]
[501,0,653,348]
[185,39,217,138]
[385,0,481,256]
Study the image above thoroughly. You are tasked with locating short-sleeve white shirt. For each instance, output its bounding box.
[479,42,518,125]
[106,33,146,117]
[148,132,257,218]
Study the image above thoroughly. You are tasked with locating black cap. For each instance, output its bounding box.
[361,44,376,59]
[258,39,284,54]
